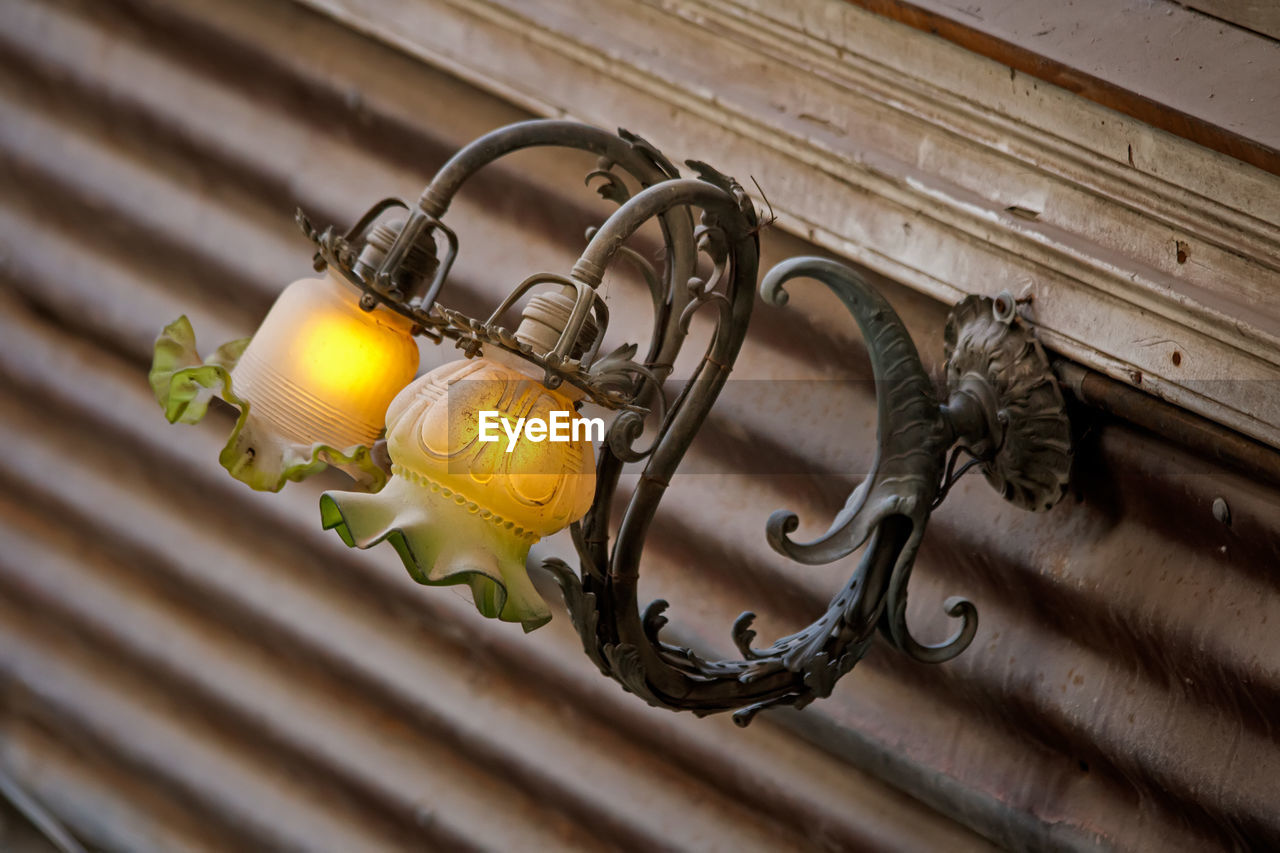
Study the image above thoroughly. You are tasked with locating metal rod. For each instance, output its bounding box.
[1055,362,1280,489]
[417,120,679,217]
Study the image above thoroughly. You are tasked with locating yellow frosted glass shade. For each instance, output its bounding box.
[232,273,420,451]
[385,356,597,536]
[321,355,598,630]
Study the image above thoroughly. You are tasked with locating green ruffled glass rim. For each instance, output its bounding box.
[148,315,389,493]
[319,478,553,632]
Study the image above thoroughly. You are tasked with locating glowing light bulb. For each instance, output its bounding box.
[320,354,598,631]
[149,272,420,491]
[231,273,420,450]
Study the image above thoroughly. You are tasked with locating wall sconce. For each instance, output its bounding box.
[150,121,1071,724]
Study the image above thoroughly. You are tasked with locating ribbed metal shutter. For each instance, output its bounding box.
[1,0,1276,850]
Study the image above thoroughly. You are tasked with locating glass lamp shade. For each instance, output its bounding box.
[149,272,419,492]
[320,355,598,631]
[228,274,420,453]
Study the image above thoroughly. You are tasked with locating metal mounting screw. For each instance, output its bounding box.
[992,290,1017,325]
[1212,496,1231,527]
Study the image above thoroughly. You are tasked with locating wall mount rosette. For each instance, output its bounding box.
[943,295,1073,511]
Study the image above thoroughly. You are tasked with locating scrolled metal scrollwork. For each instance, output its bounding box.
[552,247,996,725]
[542,179,1065,725]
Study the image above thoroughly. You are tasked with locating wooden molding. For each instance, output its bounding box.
[842,0,1280,177]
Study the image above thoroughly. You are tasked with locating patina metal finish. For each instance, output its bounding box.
[295,119,1073,722]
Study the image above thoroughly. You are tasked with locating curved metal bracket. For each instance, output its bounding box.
[551,249,1071,724]
[297,120,1073,725]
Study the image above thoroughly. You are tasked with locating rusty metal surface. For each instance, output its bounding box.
[0,0,1277,850]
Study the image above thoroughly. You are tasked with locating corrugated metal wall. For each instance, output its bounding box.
[1,0,1277,850]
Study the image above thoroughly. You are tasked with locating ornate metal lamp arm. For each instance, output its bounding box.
[376,120,700,375]
[544,168,761,610]
[417,119,684,218]
[760,258,971,662]
[551,223,1071,726]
